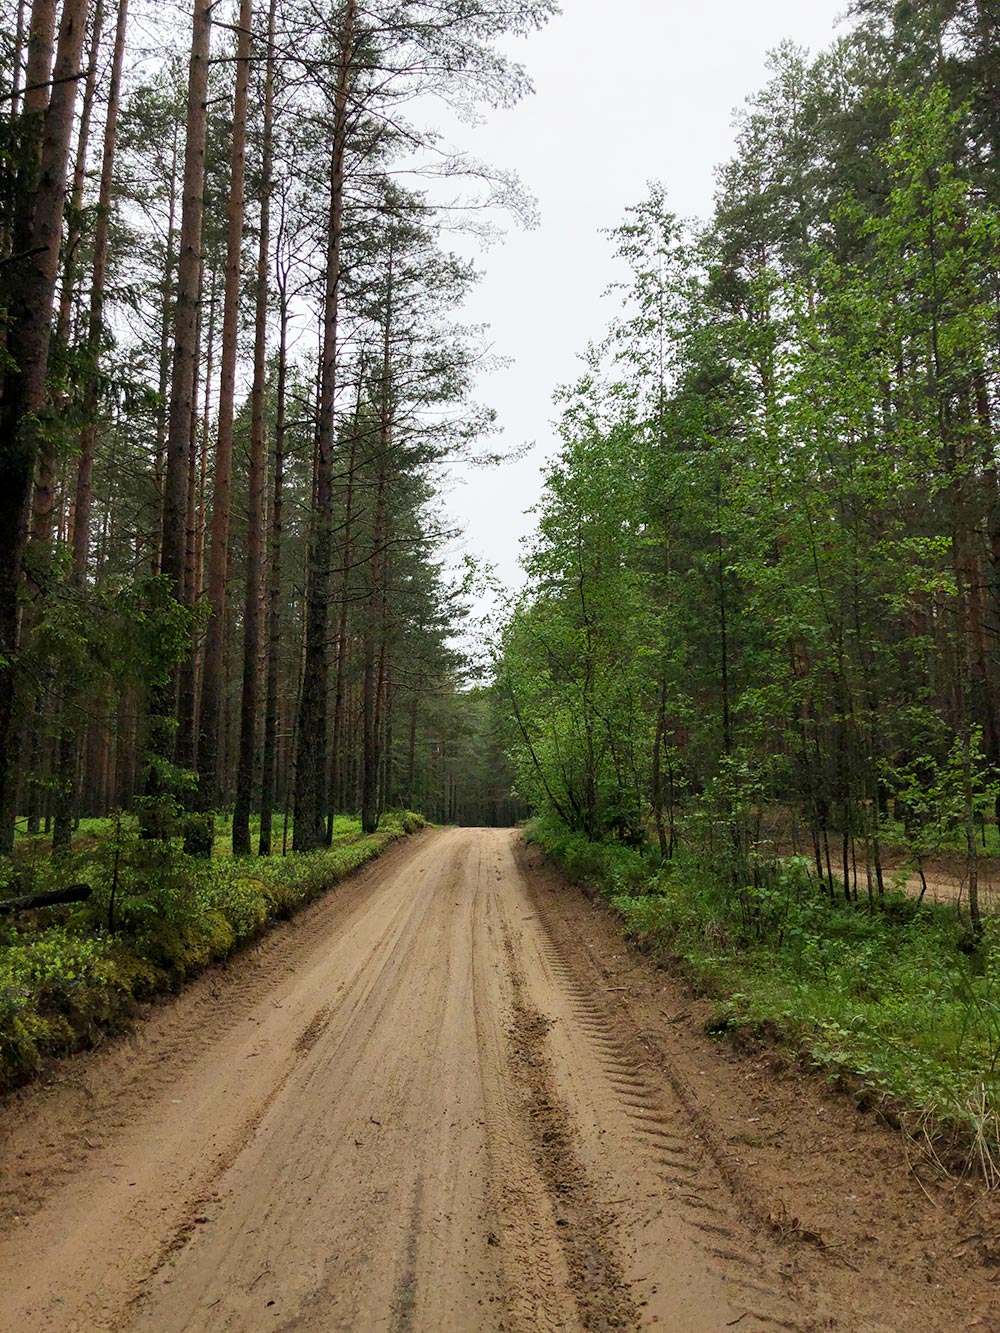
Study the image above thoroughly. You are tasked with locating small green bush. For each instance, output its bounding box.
[526,815,655,894]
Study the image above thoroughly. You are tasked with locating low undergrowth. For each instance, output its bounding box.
[12,810,299,861]
[527,816,1000,1181]
[0,810,424,1094]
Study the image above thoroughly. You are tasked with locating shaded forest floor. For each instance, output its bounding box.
[9,810,320,864]
[759,813,1000,910]
[891,856,1000,908]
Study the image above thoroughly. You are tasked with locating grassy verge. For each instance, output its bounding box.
[0,811,425,1094]
[527,816,1000,1179]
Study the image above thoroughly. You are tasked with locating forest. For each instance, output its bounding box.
[0,0,541,1089]
[496,3,1000,1147]
[3,0,1000,1169]
[0,0,539,863]
[502,5,1000,909]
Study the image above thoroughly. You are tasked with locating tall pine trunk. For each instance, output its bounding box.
[72,0,128,586]
[148,0,212,832]
[0,0,88,853]
[293,0,356,851]
[32,0,105,562]
[361,243,393,835]
[258,268,288,857]
[196,0,252,825]
[174,259,209,778]
[233,0,274,856]
[160,0,211,613]
[328,361,365,829]
[52,0,130,851]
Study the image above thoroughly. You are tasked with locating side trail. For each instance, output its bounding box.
[0,828,993,1331]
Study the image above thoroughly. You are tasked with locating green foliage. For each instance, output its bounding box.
[0,811,424,1092]
[526,814,654,895]
[180,812,215,860]
[500,70,1000,941]
[530,818,1000,1160]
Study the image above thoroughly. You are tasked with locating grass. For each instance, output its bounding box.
[0,810,425,1094]
[11,810,310,860]
[527,815,1000,1177]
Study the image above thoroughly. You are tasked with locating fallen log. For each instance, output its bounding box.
[0,884,92,916]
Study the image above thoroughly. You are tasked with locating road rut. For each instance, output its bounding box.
[0,828,977,1330]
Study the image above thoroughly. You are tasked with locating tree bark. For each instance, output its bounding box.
[233,0,275,856]
[55,0,105,345]
[71,0,128,586]
[361,245,393,836]
[0,883,92,915]
[154,127,181,512]
[258,260,288,857]
[0,0,88,853]
[159,0,211,607]
[174,258,208,778]
[147,0,212,823]
[32,0,105,566]
[196,0,253,823]
[293,0,356,851]
[328,360,365,828]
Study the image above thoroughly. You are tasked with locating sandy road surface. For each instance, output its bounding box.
[0,828,995,1332]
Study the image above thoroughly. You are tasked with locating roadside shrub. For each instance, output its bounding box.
[0,927,120,1081]
[527,816,654,894]
[206,865,271,938]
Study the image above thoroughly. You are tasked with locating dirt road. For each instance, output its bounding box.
[0,829,996,1332]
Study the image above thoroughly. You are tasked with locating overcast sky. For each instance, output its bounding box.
[441,0,848,618]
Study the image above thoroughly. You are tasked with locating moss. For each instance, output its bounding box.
[0,811,425,1095]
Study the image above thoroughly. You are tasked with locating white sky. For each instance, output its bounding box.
[443,0,848,616]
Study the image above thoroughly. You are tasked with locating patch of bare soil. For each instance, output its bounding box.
[762,818,999,908]
[888,854,1000,909]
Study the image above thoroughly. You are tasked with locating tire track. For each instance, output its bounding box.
[495,909,640,1332]
[472,886,572,1333]
[513,847,821,1333]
